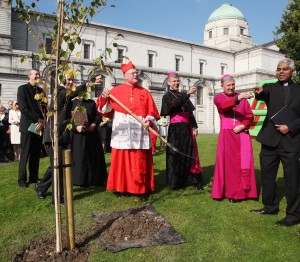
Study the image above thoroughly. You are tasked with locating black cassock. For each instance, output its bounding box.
[71,98,107,186]
[160,90,202,188]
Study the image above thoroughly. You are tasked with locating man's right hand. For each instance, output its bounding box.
[102,88,110,98]
[253,86,263,94]
[76,125,86,133]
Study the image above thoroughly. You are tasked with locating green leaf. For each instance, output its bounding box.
[79,106,87,112]
[66,123,73,130]
[20,55,28,63]
[106,48,112,57]
[84,93,89,100]
[76,37,81,45]
[68,42,75,51]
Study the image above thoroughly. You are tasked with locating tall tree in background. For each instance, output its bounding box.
[274,0,300,81]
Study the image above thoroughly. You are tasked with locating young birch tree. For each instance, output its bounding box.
[8,0,121,253]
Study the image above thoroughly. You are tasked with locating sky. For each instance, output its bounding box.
[19,0,290,45]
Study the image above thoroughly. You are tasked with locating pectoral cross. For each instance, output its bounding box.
[130,87,134,103]
[232,108,236,125]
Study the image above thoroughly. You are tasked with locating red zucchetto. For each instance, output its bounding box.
[121,61,136,74]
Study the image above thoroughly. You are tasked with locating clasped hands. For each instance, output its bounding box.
[35,119,45,132]
[76,123,96,133]
[233,124,246,134]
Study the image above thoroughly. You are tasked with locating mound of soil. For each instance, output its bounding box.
[93,205,185,252]
[13,205,184,260]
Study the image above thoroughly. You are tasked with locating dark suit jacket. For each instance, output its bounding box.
[256,80,300,152]
[44,83,87,145]
[17,83,46,133]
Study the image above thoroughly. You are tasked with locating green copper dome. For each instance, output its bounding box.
[208,3,246,22]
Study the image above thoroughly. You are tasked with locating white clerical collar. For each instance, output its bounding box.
[283,82,289,86]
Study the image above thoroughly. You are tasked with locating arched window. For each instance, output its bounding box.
[197,86,203,105]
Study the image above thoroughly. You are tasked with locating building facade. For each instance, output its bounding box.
[0,2,284,133]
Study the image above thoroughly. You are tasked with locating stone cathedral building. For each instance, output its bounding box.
[0,2,284,133]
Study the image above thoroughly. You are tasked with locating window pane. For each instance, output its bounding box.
[148,54,153,68]
[223,28,229,35]
[84,44,90,59]
[197,87,203,105]
[175,58,180,71]
[209,30,212,39]
[117,49,124,63]
[221,66,225,75]
[94,75,105,97]
[45,38,52,54]
[200,62,204,75]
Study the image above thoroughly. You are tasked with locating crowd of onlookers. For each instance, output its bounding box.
[0,100,21,162]
[0,99,118,163]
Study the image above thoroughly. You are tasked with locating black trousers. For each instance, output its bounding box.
[260,143,300,220]
[18,132,42,184]
[38,145,65,201]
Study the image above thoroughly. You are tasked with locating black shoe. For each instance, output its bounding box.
[250,207,279,215]
[100,180,107,187]
[229,199,242,203]
[140,194,148,202]
[195,183,204,190]
[19,181,29,188]
[275,217,300,227]
[114,192,125,198]
[34,184,46,199]
[29,178,41,184]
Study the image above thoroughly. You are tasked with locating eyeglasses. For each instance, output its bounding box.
[125,72,138,76]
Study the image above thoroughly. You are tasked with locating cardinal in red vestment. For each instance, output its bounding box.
[96,61,160,202]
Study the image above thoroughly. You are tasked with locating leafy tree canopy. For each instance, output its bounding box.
[274,0,300,81]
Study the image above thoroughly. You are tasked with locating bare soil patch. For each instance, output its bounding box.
[13,205,184,261]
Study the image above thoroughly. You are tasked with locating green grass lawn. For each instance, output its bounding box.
[0,135,299,261]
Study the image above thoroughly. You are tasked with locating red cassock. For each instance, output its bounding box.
[96,84,160,194]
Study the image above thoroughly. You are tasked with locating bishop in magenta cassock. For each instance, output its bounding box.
[96,61,160,202]
[211,74,258,202]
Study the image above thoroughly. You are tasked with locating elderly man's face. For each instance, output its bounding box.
[28,70,40,84]
[222,79,235,96]
[276,62,293,82]
[124,69,138,85]
[168,77,180,91]
[8,102,13,109]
